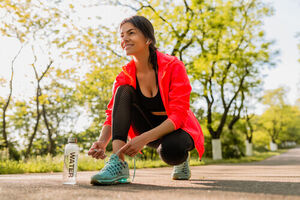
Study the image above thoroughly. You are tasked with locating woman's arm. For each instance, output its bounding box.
[98,125,112,146]
[88,124,112,159]
[118,118,174,157]
[140,118,174,144]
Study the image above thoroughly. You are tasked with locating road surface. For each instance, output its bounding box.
[0,147,299,200]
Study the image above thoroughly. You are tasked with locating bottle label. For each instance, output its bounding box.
[68,152,76,177]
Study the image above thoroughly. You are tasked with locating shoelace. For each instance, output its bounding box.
[104,156,119,175]
[115,149,136,183]
[94,149,137,182]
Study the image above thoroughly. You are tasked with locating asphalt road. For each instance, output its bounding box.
[0,147,299,200]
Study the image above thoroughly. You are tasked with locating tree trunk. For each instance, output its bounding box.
[42,104,55,155]
[25,86,41,158]
[1,46,23,159]
[25,57,52,158]
[212,138,222,160]
[245,140,253,156]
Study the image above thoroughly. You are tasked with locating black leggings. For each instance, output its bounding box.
[111,85,194,165]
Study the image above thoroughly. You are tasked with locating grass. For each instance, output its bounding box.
[196,150,287,165]
[0,149,287,174]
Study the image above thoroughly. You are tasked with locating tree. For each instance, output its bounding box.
[1,0,130,156]
[259,87,297,150]
[40,68,80,155]
[0,43,23,159]
[25,52,53,158]
[113,0,276,159]
[278,106,300,146]
[243,108,255,144]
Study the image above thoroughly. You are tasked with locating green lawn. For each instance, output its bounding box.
[0,150,287,174]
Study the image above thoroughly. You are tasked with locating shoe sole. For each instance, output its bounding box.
[91,176,130,185]
[172,174,191,180]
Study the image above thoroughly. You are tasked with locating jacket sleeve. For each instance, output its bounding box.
[103,72,124,126]
[167,60,192,130]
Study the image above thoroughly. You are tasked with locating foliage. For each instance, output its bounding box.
[221,127,246,159]
[0,150,286,174]
[119,0,277,140]
[259,87,300,144]
[74,65,121,147]
[252,130,270,151]
[0,0,123,157]
[0,1,298,161]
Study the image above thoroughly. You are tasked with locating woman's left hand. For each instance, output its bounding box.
[118,135,148,157]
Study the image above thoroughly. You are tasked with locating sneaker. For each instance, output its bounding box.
[171,158,191,180]
[91,154,129,185]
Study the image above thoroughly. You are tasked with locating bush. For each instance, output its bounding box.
[195,134,212,159]
[253,130,270,151]
[221,130,245,159]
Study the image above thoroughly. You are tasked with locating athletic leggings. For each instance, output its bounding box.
[111,85,194,165]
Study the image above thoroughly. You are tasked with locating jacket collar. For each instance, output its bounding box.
[121,50,177,86]
[156,50,176,73]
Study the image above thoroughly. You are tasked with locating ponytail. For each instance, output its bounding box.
[149,44,158,84]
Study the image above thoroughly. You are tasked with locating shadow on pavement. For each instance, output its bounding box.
[190,179,300,196]
[77,179,300,197]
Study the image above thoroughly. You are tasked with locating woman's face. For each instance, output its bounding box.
[120,22,149,56]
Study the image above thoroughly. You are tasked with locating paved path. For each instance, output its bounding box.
[0,148,299,200]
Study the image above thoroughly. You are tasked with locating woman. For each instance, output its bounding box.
[88,15,204,185]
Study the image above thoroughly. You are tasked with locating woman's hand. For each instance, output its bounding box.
[118,135,148,157]
[88,140,107,159]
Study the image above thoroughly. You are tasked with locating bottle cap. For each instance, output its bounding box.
[68,137,77,143]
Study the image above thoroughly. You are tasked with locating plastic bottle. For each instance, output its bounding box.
[63,137,79,185]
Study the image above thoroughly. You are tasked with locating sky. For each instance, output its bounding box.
[0,0,300,114]
[262,0,300,105]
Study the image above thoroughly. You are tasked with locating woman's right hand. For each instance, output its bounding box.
[88,141,107,159]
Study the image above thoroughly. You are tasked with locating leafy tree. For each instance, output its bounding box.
[40,68,80,155]
[277,106,300,145]
[111,0,276,159]
[9,100,34,153]
[259,87,300,146]
[0,43,23,159]
[0,0,118,156]
[75,65,120,150]
[25,56,53,158]
[0,0,68,157]
[112,0,275,135]
[243,108,255,144]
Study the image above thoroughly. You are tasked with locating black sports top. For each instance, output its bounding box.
[136,75,166,112]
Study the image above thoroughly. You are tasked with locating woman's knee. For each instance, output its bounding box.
[114,85,135,102]
[157,130,194,165]
[115,85,134,96]
[158,138,188,165]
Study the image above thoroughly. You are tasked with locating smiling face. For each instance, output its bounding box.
[120,22,150,56]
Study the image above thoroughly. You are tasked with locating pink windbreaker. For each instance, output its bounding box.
[103,50,205,159]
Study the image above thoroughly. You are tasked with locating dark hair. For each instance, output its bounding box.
[120,15,158,82]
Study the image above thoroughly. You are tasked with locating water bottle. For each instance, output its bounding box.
[63,137,79,184]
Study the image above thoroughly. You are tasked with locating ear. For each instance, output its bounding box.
[146,39,151,45]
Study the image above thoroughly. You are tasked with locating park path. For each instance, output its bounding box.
[0,147,299,200]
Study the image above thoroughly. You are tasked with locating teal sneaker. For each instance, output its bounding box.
[91,154,129,185]
[171,158,191,180]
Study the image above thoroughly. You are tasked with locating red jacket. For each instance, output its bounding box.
[104,50,204,159]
